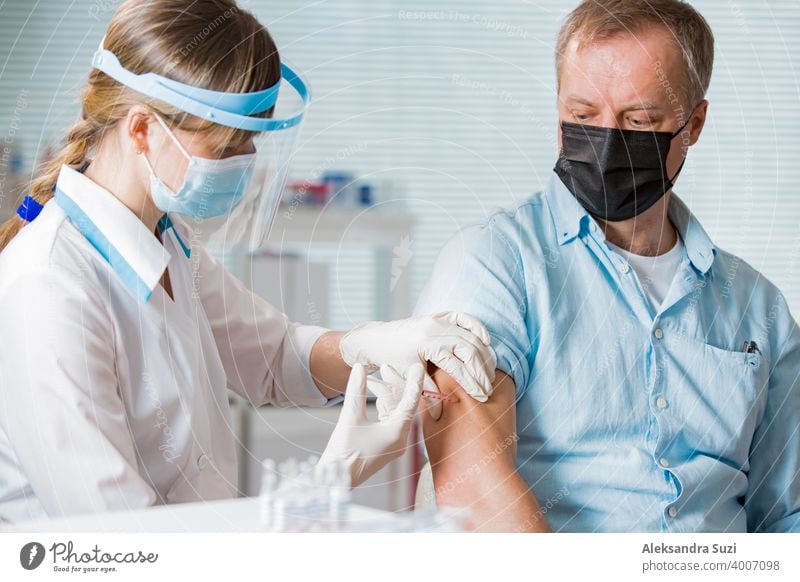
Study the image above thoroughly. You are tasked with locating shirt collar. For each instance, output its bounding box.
[53,165,190,302]
[666,192,716,275]
[546,170,590,246]
[545,169,716,275]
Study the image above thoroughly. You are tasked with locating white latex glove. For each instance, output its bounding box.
[320,363,422,487]
[376,363,445,421]
[339,312,496,403]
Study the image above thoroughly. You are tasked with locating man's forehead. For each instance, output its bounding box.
[560,26,684,106]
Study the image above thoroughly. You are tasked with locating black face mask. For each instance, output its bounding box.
[554,119,689,221]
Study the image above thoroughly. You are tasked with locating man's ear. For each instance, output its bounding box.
[685,99,709,147]
[125,106,154,155]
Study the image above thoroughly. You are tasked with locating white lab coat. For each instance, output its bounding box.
[0,165,335,523]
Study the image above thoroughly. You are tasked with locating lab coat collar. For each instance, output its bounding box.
[54,164,190,302]
[546,170,716,275]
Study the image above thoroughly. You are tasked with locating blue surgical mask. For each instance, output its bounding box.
[143,113,255,219]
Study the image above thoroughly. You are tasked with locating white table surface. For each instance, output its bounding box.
[1,496,395,533]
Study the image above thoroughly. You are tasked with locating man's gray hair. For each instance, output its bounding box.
[556,0,715,110]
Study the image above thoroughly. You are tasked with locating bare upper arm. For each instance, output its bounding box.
[421,366,548,531]
[422,368,518,476]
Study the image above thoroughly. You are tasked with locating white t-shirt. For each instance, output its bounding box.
[607,235,685,311]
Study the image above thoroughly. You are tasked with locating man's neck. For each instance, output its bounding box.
[596,194,677,257]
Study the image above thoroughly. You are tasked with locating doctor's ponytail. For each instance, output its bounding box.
[0,116,100,252]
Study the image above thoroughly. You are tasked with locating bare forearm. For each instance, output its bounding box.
[309,331,350,399]
[423,368,549,532]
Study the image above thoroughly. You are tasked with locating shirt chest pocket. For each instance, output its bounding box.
[663,338,768,467]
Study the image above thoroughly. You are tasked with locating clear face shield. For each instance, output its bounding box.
[187,123,299,253]
[91,37,308,254]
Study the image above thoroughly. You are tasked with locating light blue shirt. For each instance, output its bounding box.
[415,172,800,532]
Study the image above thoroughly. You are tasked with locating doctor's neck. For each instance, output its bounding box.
[83,134,163,236]
[595,193,678,257]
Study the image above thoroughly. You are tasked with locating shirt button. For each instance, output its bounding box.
[668,506,678,518]
[590,223,598,232]
[618,262,630,274]
[659,458,670,468]
[197,454,209,470]
[656,397,668,409]
[654,328,664,340]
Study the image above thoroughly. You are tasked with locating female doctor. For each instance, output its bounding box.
[0,0,495,523]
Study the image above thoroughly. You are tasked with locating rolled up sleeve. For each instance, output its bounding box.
[413,220,531,399]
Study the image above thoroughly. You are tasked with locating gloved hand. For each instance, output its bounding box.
[320,363,422,487]
[339,311,497,403]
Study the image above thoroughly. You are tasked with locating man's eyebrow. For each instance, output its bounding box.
[563,94,596,107]
[623,101,663,112]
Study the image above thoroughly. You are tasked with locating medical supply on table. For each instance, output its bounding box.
[259,456,351,532]
[258,456,472,533]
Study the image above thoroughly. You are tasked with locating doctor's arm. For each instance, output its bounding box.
[421,367,549,532]
[198,245,495,407]
[198,246,344,407]
[744,313,800,532]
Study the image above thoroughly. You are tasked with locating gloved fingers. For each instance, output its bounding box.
[378,362,435,403]
[453,343,495,398]
[371,364,406,421]
[429,349,489,403]
[343,363,368,421]
[366,377,394,422]
[379,363,405,386]
[393,363,424,420]
[438,326,491,359]
[445,311,492,346]
[367,373,397,401]
[422,337,496,398]
[366,376,391,400]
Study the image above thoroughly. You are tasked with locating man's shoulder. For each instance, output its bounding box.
[457,191,555,249]
[712,246,777,293]
[710,246,796,342]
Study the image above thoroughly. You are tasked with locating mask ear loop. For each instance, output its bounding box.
[140,112,194,199]
[151,112,193,162]
[667,110,696,184]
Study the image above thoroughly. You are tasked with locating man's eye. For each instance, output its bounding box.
[628,117,653,128]
[573,112,590,122]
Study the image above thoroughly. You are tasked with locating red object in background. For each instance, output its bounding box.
[287,181,330,205]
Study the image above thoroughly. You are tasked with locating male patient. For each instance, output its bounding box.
[415,0,800,532]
